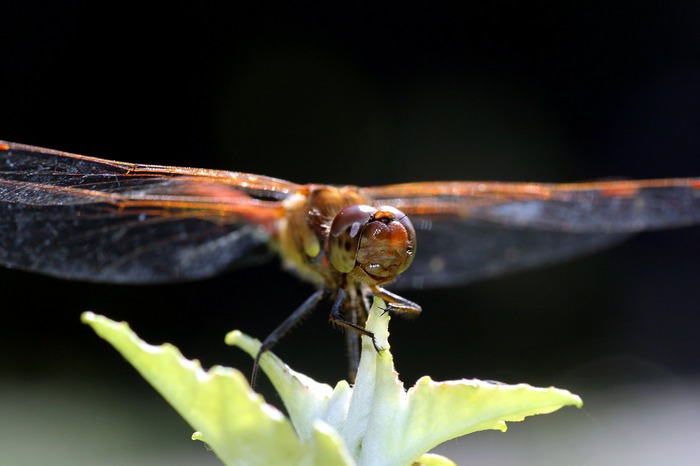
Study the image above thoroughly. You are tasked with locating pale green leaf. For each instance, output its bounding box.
[81,312,353,466]
[84,296,582,466]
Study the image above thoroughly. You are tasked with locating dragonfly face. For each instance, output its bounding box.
[1,140,700,381]
[328,204,415,284]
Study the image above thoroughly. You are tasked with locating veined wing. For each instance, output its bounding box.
[0,141,301,283]
[362,180,700,289]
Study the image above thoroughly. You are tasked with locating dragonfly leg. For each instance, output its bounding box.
[344,328,360,382]
[252,288,327,387]
[343,292,361,383]
[330,287,382,355]
[373,286,422,318]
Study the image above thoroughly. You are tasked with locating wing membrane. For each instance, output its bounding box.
[363,179,700,232]
[0,141,302,199]
[0,141,294,283]
[391,219,629,289]
[364,180,700,289]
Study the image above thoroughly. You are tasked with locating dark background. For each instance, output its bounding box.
[1,2,699,463]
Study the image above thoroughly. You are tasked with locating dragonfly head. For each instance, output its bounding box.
[328,204,416,285]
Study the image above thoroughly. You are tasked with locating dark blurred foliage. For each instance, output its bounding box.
[0,1,699,407]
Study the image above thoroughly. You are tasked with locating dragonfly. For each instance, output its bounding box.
[1,140,699,384]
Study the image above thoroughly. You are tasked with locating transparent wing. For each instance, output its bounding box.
[362,180,700,289]
[0,141,299,283]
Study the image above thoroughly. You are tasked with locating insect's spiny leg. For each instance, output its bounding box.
[329,287,381,355]
[373,286,422,318]
[251,288,327,388]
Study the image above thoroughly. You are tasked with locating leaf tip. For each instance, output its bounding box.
[225,329,261,358]
[414,453,458,465]
[572,394,584,408]
[224,329,243,346]
[80,311,95,324]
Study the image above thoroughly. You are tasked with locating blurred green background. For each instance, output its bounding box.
[1,2,699,464]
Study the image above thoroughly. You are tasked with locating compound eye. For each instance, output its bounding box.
[376,206,416,275]
[357,206,416,279]
[328,205,377,273]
